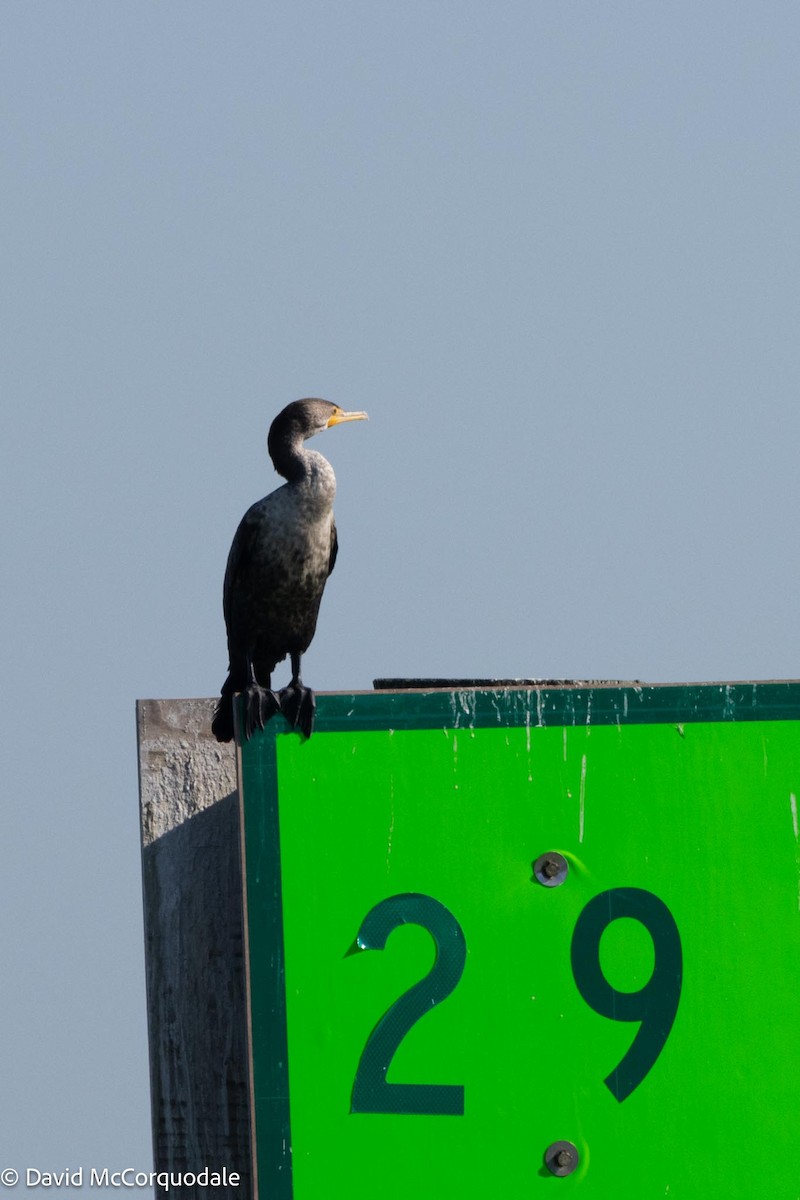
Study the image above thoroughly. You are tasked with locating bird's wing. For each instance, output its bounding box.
[222,502,269,633]
[328,517,339,576]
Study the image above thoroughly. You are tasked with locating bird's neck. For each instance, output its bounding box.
[271,433,313,482]
[272,439,336,498]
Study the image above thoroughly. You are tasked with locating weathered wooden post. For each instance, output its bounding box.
[137,698,251,1198]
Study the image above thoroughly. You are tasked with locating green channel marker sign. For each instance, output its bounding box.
[237,684,800,1199]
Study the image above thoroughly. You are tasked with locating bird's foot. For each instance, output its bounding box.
[279,682,316,738]
[243,683,281,740]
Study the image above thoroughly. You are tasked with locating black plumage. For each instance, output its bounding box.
[212,398,367,742]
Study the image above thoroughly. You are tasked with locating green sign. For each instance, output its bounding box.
[238,684,800,1198]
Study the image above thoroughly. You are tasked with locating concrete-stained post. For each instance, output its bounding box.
[136,699,251,1199]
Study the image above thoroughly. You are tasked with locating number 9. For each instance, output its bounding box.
[570,887,682,1102]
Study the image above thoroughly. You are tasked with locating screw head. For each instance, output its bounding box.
[533,852,569,887]
[544,1140,579,1177]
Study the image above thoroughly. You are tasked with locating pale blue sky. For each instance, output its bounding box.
[3,0,800,1182]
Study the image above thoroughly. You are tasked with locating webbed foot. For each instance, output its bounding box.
[279,683,316,738]
[243,683,280,740]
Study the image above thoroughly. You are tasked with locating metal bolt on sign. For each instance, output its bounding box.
[533,852,569,887]
[544,1141,579,1177]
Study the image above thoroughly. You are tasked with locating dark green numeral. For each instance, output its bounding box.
[570,887,682,1102]
[350,893,466,1115]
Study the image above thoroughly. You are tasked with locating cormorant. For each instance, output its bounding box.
[211,398,368,743]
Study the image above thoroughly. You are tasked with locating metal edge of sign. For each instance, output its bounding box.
[307,679,800,733]
[236,700,293,1200]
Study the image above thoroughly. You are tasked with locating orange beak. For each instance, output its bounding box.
[327,408,369,427]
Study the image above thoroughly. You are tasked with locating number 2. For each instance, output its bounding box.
[350,893,466,1115]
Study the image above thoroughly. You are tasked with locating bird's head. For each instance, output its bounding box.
[268,398,368,462]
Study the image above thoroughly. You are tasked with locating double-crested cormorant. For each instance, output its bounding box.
[212,398,368,742]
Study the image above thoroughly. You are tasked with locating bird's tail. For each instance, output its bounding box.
[211,676,235,743]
